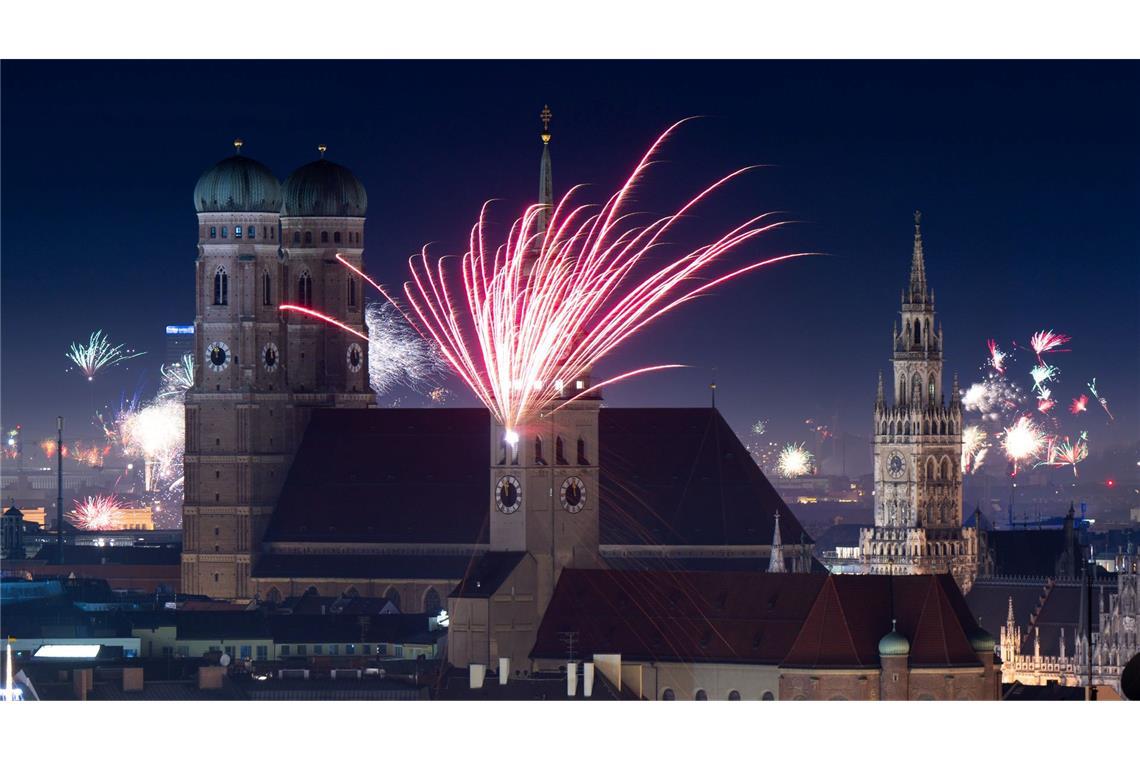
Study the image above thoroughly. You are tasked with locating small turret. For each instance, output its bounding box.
[768,508,786,573]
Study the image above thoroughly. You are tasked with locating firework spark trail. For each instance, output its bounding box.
[1030,363,1058,392]
[1069,394,1089,415]
[363,302,449,397]
[1087,378,1114,421]
[1002,415,1046,475]
[65,330,146,381]
[1036,387,1057,414]
[777,442,814,479]
[1029,329,1070,364]
[284,122,813,435]
[987,339,1006,375]
[69,494,128,531]
[119,398,185,492]
[158,353,196,399]
[961,425,988,473]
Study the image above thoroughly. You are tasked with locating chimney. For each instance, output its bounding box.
[469,663,486,689]
[567,662,578,697]
[498,658,510,685]
[583,662,595,698]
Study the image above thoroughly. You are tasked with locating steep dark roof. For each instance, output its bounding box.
[986,529,1076,578]
[781,574,984,669]
[263,407,807,551]
[450,552,528,598]
[530,569,826,664]
[966,578,1106,659]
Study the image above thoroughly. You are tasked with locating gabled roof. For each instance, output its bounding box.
[530,569,826,664]
[781,574,985,669]
[263,407,807,551]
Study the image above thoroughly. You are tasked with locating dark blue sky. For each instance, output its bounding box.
[2,61,1137,450]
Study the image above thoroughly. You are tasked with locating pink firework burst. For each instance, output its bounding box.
[69,494,128,531]
[987,339,1006,375]
[1070,394,1089,415]
[283,121,813,434]
[1029,330,1070,364]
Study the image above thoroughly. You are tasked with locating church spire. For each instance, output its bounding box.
[538,105,553,235]
[768,508,786,573]
[876,371,885,408]
[909,210,927,301]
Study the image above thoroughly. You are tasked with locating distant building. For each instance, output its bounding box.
[164,324,194,367]
[2,506,26,559]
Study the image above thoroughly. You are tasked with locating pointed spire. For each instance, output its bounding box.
[768,508,786,573]
[1007,596,1015,628]
[538,105,553,235]
[909,210,927,301]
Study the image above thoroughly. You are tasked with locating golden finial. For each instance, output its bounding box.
[540,105,552,144]
[318,144,327,158]
[233,138,243,154]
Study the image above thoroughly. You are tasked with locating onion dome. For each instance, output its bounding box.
[878,621,910,657]
[968,627,996,654]
[281,146,367,217]
[194,140,282,213]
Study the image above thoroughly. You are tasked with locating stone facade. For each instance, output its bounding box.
[863,212,977,592]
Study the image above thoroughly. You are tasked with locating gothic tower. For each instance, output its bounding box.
[488,107,602,616]
[182,142,372,601]
[863,212,977,592]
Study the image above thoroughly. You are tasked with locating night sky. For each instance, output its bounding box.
[2,61,1137,456]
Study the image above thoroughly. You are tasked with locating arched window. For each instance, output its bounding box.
[941,460,950,480]
[662,689,675,701]
[423,587,442,615]
[911,373,922,405]
[928,374,936,402]
[555,436,567,465]
[881,421,888,436]
[321,230,329,243]
[577,437,589,465]
[334,231,342,244]
[248,225,255,240]
[347,276,357,307]
[924,420,930,435]
[728,690,741,701]
[213,267,228,305]
[534,436,545,465]
[262,271,272,306]
[898,375,906,405]
[298,271,313,307]
[761,691,775,701]
[695,689,708,701]
[234,225,243,239]
[304,231,313,245]
[209,226,217,239]
[926,460,934,481]
[915,319,922,345]
[293,231,301,244]
[940,420,947,435]
[383,587,401,612]
[220,226,228,239]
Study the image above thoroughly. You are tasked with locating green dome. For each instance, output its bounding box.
[969,627,996,654]
[878,629,910,657]
[281,158,367,217]
[194,155,282,213]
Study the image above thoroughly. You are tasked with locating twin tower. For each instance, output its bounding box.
[181,142,373,598]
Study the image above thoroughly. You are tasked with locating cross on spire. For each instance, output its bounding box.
[540,104,552,142]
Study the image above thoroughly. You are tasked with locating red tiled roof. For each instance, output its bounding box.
[531,569,827,664]
[781,574,983,669]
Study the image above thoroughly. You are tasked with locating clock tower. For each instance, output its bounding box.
[864,212,977,592]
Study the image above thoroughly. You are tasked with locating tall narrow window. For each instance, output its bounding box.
[213,267,228,305]
[534,436,545,465]
[321,230,329,243]
[555,436,567,465]
[262,271,272,306]
[577,437,589,465]
[234,225,242,239]
[248,225,255,239]
[293,231,301,244]
[209,226,217,239]
[347,276,357,307]
[221,226,228,239]
[304,231,313,245]
[334,231,342,244]
[298,271,313,307]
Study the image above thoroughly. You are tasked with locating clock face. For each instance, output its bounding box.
[346,343,363,373]
[887,451,906,479]
[262,342,279,372]
[495,475,521,514]
[207,341,230,372]
[560,476,585,513]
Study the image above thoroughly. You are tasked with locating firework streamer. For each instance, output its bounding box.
[158,353,196,399]
[364,301,449,397]
[1029,330,1071,364]
[961,425,988,473]
[1029,363,1058,393]
[119,398,185,492]
[65,330,145,382]
[1087,378,1114,421]
[283,121,814,438]
[987,339,1006,375]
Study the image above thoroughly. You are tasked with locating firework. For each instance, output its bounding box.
[428,386,451,405]
[1029,363,1058,392]
[751,419,768,436]
[1053,432,1089,476]
[70,441,110,468]
[159,353,196,399]
[65,330,145,381]
[962,376,1023,421]
[119,398,185,492]
[776,442,814,479]
[363,301,449,397]
[1002,415,1046,474]
[1087,378,1114,421]
[961,425,988,473]
[1029,330,1070,363]
[987,339,1006,375]
[69,494,128,531]
[283,121,811,437]
[1069,394,1089,415]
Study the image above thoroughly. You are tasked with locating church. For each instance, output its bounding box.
[180,116,815,672]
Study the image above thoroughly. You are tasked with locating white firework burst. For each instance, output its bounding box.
[365,302,448,397]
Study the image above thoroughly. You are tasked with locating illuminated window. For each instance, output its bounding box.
[209,226,217,239]
[213,267,228,305]
[240,645,251,659]
[234,225,242,239]
[248,226,255,240]
[221,226,228,238]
